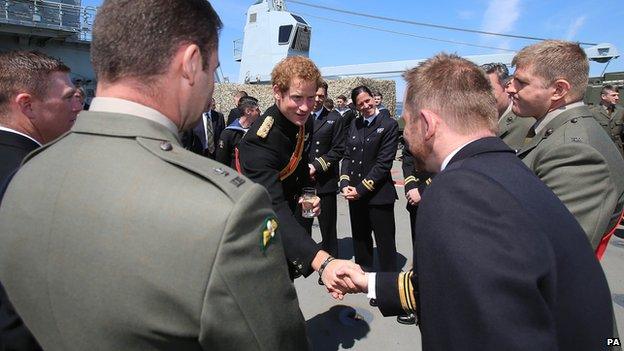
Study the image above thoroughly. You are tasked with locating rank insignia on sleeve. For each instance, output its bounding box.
[261,217,278,251]
[257,116,274,139]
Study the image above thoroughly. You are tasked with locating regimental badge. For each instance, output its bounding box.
[257,116,274,139]
[218,139,224,149]
[377,128,384,133]
[304,133,310,142]
[261,217,279,251]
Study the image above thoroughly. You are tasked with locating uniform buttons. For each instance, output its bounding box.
[350,171,353,175]
[352,136,356,139]
[315,149,319,153]
[507,116,513,122]
[546,128,554,136]
[353,147,356,150]
[359,161,362,164]
[571,118,578,123]
[361,149,364,152]
[366,138,370,142]
[316,141,320,145]
[160,141,173,151]
[358,173,361,177]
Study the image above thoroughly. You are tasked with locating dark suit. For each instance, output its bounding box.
[0,129,39,184]
[0,129,42,350]
[339,113,398,271]
[237,105,320,278]
[215,121,246,168]
[182,109,225,159]
[376,137,613,350]
[299,108,345,256]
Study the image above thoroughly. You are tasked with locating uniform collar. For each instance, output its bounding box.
[534,101,584,134]
[90,97,179,137]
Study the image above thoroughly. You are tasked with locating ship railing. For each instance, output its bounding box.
[1,0,97,41]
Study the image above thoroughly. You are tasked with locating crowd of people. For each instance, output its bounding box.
[1,0,624,350]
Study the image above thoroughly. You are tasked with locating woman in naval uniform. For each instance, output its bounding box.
[340,85,399,305]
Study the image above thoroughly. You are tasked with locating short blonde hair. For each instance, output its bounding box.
[512,40,589,101]
[271,56,323,92]
[403,53,498,134]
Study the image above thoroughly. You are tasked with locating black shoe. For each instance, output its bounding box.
[318,277,324,285]
[397,313,416,325]
[369,298,378,307]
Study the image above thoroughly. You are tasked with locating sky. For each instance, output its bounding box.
[83,0,624,98]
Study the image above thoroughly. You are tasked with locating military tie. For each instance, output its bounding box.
[204,112,215,155]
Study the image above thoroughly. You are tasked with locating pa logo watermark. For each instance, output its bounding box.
[607,338,621,346]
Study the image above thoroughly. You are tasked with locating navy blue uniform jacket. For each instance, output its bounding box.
[376,137,613,350]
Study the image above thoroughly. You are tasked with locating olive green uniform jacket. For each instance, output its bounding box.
[590,103,624,157]
[497,108,535,152]
[518,105,624,250]
[0,111,309,351]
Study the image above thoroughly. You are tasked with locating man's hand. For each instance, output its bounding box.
[342,186,359,201]
[406,188,421,206]
[336,266,368,293]
[298,194,321,217]
[311,251,364,299]
[321,259,365,299]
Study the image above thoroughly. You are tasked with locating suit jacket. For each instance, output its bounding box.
[518,105,624,249]
[308,108,345,194]
[340,112,398,205]
[0,129,43,350]
[237,105,320,278]
[0,111,308,350]
[590,103,624,156]
[182,109,225,158]
[0,129,39,185]
[496,108,534,152]
[376,137,613,351]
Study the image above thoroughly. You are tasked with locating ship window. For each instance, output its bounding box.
[249,13,257,23]
[291,14,308,25]
[278,25,293,45]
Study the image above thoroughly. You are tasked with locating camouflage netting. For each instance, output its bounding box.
[213,77,396,117]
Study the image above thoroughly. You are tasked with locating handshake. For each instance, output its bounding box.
[317,255,370,300]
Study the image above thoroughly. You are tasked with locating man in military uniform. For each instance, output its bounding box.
[590,84,624,157]
[215,96,260,168]
[508,40,624,253]
[481,62,534,151]
[236,56,362,297]
[299,81,345,261]
[335,94,356,129]
[0,1,309,349]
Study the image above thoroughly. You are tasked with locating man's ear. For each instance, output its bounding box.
[180,44,202,85]
[15,93,35,120]
[272,85,282,101]
[551,79,571,101]
[420,109,438,141]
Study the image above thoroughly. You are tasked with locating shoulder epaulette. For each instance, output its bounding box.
[136,137,250,201]
[257,116,274,139]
